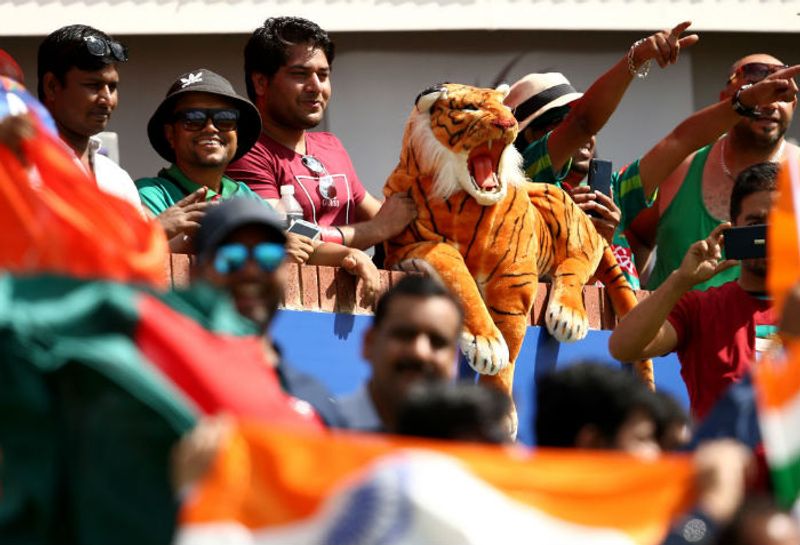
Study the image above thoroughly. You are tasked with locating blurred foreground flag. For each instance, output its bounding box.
[0,275,321,544]
[754,339,800,510]
[177,423,695,545]
[769,158,800,315]
[0,81,167,288]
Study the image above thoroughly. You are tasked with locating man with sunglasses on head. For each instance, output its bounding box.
[226,16,416,254]
[137,69,381,299]
[645,54,799,291]
[38,24,142,210]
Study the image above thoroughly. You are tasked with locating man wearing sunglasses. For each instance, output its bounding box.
[645,54,798,291]
[191,198,345,426]
[226,17,416,252]
[137,69,381,297]
[37,24,142,210]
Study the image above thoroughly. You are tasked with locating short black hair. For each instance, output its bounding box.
[244,16,335,102]
[37,24,126,101]
[373,275,464,329]
[730,162,778,222]
[394,381,511,444]
[535,362,660,448]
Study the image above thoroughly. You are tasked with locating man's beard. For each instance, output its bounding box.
[731,116,787,150]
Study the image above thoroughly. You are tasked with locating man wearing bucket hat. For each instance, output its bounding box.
[137,68,381,301]
[136,68,263,218]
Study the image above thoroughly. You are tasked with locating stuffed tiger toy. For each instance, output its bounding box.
[383,83,653,435]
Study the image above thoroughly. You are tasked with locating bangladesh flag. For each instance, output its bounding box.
[0,274,322,545]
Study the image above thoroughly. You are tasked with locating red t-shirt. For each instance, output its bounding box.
[226,132,366,227]
[666,281,775,420]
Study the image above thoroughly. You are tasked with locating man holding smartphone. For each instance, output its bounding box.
[609,163,777,420]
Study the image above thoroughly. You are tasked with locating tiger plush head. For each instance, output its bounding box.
[408,83,526,206]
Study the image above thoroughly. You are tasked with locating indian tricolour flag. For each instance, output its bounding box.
[176,424,695,545]
[756,139,800,510]
[754,342,800,510]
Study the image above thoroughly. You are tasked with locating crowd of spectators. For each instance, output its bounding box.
[1,14,800,544]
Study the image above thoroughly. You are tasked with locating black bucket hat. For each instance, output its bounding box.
[147,68,262,163]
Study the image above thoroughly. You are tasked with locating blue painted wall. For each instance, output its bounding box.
[272,309,687,446]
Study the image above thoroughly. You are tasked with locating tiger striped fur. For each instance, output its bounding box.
[383,83,654,431]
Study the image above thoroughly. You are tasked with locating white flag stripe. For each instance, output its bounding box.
[759,390,800,466]
[176,451,637,545]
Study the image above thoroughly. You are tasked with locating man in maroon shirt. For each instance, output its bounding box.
[227,16,415,251]
[609,162,778,420]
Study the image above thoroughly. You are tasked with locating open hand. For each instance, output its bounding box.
[157,187,213,241]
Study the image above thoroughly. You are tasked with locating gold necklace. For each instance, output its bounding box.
[720,136,785,180]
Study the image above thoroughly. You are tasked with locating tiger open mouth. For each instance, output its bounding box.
[467,140,504,193]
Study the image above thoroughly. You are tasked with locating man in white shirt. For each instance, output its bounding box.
[37,24,141,210]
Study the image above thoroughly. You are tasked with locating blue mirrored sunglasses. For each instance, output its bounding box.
[213,242,285,275]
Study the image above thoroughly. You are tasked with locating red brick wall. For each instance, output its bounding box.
[166,255,646,331]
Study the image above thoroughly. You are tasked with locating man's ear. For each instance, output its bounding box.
[362,326,377,365]
[575,425,607,450]
[41,72,61,104]
[164,123,175,150]
[251,72,269,98]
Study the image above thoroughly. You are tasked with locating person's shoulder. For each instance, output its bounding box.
[134,172,172,190]
[308,131,349,151]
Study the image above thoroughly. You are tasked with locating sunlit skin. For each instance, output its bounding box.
[363,295,462,430]
[42,64,119,167]
[164,93,239,193]
[251,43,331,153]
[722,54,796,151]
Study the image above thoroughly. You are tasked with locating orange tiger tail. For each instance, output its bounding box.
[595,245,655,390]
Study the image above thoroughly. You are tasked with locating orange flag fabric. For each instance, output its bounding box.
[768,156,800,315]
[0,125,167,287]
[177,423,695,545]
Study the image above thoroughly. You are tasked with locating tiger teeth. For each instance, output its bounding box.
[488,140,493,150]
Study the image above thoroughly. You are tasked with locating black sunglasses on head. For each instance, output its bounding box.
[727,62,789,85]
[172,108,239,132]
[83,35,128,63]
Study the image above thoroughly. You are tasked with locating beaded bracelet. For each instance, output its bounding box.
[627,38,651,79]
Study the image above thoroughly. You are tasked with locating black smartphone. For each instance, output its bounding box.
[286,219,322,241]
[587,159,613,218]
[723,224,767,260]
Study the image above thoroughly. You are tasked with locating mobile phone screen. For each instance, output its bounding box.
[287,219,322,241]
[723,224,767,260]
[587,159,613,218]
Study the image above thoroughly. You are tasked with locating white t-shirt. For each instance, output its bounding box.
[88,137,143,212]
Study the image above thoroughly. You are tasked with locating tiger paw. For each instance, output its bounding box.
[460,330,509,375]
[545,302,588,342]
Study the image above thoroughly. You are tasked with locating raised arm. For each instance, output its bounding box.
[608,223,737,361]
[638,64,800,198]
[548,21,699,172]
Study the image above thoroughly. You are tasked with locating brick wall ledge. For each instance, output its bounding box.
[165,254,649,331]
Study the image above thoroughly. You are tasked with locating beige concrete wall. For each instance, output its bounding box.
[2,30,797,197]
